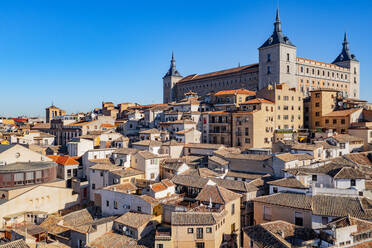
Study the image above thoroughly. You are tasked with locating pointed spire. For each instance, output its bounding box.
[171,51,176,68]
[164,51,182,78]
[343,32,349,51]
[276,8,280,22]
[274,8,282,33]
[332,32,357,64]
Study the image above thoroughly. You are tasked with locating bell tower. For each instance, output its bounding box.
[332,33,360,98]
[258,9,297,90]
[163,52,183,103]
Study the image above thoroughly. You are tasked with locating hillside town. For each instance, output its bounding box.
[1,9,372,248]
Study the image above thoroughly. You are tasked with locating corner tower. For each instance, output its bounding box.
[332,33,360,98]
[163,52,183,103]
[258,9,297,90]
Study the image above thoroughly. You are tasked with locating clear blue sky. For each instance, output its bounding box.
[0,0,371,117]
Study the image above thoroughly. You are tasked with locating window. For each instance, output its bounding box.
[187,228,193,233]
[315,112,320,117]
[325,119,329,124]
[114,201,118,209]
[312,175,317,182]
[157,245,164,248]
[206,227,212,233]
[196,243,205,248]
[267,53,271,62]
[196,228,203,239]
[315,102,320,107]
[287,65,290,73]
[263,206,272,220]
[351,179,356,187]
[341,119,345,124]
[267,66,271,74]
[92,184,95,189]
[295,212,304,226]
[137,206,142,212]
[273,187,278,193]
[287,53,290,61]
[333,119,337,124]
[231,203,235,215]
[322,217,328,225]
[106,200,109,207]
[150,173,155,179]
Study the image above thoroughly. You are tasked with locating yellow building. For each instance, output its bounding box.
[212,89,256,111]
[155,184,241,248]
[257,83,303,131]
[309,89,364,133]
[45,105,66,123]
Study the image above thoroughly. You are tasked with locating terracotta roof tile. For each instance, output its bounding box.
[214,88,256,96]
[48,155,79,166]
[267,177,308,189]
[115,212,153,229]
[196,184,241,205]
[323,108,362,117]
[240,98,274,104]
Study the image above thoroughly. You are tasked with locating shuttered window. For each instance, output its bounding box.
[14,173,24,181]
[26,172,34,180]
[35,171,42,179]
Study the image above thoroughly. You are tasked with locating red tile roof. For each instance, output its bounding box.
[100,124,115,128]
[240,98,274,104]
[323,108,362,117]
[48,155,79,166]
[214,88,256,96]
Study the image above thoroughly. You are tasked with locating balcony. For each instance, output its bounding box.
[155,231,172,241]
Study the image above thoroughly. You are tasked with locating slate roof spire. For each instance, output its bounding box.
[332,32,358,64]
[274,8,282,32]
[259,8,294,48]
[164,51,182,78]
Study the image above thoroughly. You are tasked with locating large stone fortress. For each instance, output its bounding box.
[163,9,360,103]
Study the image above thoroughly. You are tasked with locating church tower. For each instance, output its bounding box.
[332,33,360,98]
[163,52,183,103]
[258,9,297,90]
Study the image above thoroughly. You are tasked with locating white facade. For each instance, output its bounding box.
[98,189,153,216]
[132,153,161,181]
[82,148,116,179]
[67,138,94,157]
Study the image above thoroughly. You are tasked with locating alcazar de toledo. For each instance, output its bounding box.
[163,9,360,103]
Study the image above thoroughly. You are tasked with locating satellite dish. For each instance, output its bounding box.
[338,102,343,107]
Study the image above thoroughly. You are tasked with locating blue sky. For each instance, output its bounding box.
[0,0,371,117]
